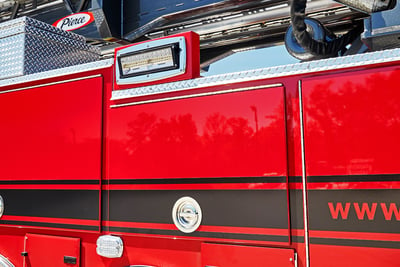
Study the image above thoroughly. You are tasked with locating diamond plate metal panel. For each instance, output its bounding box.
[0,16,85,42]
[0,16,100,80]
[111,48,400,100]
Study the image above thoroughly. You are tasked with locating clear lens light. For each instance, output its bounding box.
[121,47,175,76]
[96,235,123,258]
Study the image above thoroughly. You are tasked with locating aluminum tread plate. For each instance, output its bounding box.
[0,33,99,80]
[111,48,400,100]
[0,24,99,53]
[0,16,100,80]
[0,16,85,42]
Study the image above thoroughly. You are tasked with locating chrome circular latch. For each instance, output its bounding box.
[172,197,202,233]
[0,195,4,219]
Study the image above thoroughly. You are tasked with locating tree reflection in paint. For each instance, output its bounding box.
[110,95,287,179]
[304,70,400,175]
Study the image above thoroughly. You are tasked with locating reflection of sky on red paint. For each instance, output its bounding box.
[204,45,298,76]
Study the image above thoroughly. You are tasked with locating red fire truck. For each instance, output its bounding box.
[0,0,400,266]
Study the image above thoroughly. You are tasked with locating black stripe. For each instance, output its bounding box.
[0,220,98,231]
[308,174,400,183]
[288,176,302,183]
[109,190,288,229]
[102,190,109,222]
[289,189,304,229]
[0,190,99,220]
[0,180,99,185]
[308,189,400,233]
[108,176,286,185]
[310,237,400,249]
[291,234,305,243]
[107,226,289,243]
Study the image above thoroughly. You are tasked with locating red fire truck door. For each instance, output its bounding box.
[202,243,296,267]
[23,233,80,267]
[107,83,290,245]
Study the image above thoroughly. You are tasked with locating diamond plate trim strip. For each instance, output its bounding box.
[111,48,400,101]
[111,83,283,108]
[0,59,113,90]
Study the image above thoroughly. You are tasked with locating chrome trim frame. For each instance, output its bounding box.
[115,36,187,85]
[110,84,282,108]
[112,48,400,101]
[299,80,310,267]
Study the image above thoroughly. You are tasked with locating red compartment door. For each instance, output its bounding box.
[107,85,290,244]
[24,233,80,267]
[201,243,296,267]
[0,76,103,232]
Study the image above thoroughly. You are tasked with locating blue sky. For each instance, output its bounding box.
[204,45,299,76]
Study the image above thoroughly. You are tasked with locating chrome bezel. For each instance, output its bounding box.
[115,36,187,85]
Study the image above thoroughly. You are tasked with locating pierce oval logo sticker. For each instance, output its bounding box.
[53,12,94,31]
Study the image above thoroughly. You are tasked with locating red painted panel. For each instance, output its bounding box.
[201,243,295,267]
[303,66,400,267]
[108,86,287,179]
[96,236,202,267]
[310,244,400,267]
[0,77,103,180]
[24,233,80,267]
[302,67,400,176]
[310,229,400,242]
[0,232,25,267]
